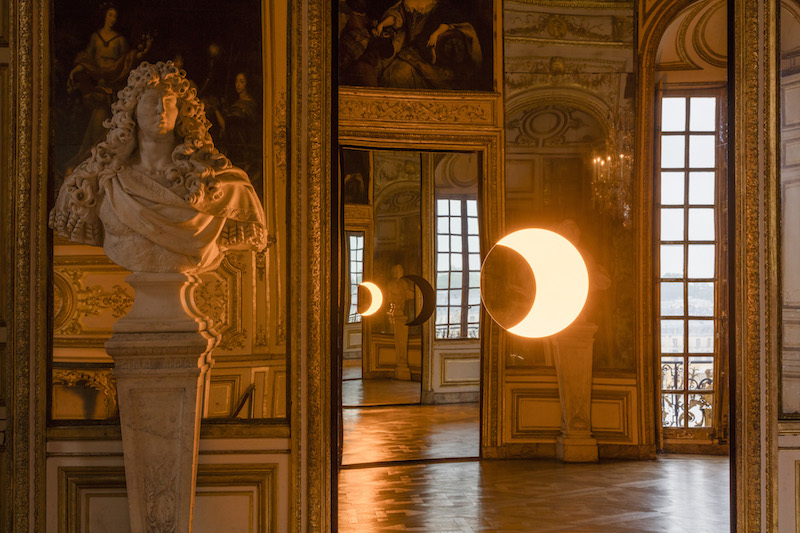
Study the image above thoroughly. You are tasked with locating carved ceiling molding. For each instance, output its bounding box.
[505,87,615,133]
[504,11,634,45]
[505,57,627,100]
[693,0,727,68]
[338,88,498,127]
[507,104,606,148]
[506,0,632,7]
[434,153,479,190]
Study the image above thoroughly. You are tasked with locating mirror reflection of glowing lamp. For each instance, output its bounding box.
[357,282,383,317]
[480,228,589,338]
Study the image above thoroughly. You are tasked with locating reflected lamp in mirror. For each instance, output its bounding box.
[357,282,383,317]
[480,229,589,338]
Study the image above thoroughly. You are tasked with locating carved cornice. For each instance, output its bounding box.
[339,89,498,127]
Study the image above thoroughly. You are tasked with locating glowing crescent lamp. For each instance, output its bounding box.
[358,282,383,317]
[481,228,589,338]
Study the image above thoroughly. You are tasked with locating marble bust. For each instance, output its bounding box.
[49,60,267,273]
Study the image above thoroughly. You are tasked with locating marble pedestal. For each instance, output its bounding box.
[551,322,599,463]
[105,273,219,533]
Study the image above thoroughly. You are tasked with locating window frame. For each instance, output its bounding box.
[654,86,729,448]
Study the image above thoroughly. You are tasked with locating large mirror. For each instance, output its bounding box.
[780,0,800,417]
[339,146,482,465]
[48,0,289,424]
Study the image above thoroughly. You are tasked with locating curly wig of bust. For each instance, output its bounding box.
[69,60,230,207]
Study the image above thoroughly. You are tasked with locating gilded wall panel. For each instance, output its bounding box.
[58,464,277,533]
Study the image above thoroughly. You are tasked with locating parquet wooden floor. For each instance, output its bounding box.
[342,403,479,465]
[342,375,422,406]
[338,456,730,532]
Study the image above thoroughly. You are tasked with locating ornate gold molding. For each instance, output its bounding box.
[339,88,498,127]
[291,0,332,529]
[52,368,118,418]
[735,0,780,528]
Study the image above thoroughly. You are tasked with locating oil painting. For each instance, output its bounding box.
[51,0,264,199]
[337,0,494,91]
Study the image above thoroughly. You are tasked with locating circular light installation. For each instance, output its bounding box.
[480,228,589,338]
[358,282,383,317]
[401,275,435,326]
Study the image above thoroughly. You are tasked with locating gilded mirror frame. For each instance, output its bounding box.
[337,125,505,456]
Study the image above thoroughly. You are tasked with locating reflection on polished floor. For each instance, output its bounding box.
[339,455,730,532]
[342,402,480,465]
[342,359,421,406]
[339,390,729,532]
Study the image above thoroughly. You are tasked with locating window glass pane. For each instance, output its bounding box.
[437,234,449,252]
[437,199,449,214]
[688,244,715,278]
[660,245,684,278]
[688,356,714,390]
[450,200,461,216]
[449,272,462,289]
[451,236,462,252]
[437,290,448,305]
[469,288,481,305]
[436,272,448,288]
[467,217,479,235]
[468,236,480,252]
[687,394,713,427]
[450,217,461,234]
[661,97,687,132]
[661,136,686,168]
[689,172,715,204]
[690,97,716,132]
[468,306,480,323]
[661,172,685,205]
[450,254,461,270]
[688,319,714,353]
[687,282,714,317]
[467,200,478,216]
[449,290,462,306]
[689,135,716,168]
[688,208,715,241]
[661,319,684,353]
[469,253,480,271]
[469,272,481,289]
[661,208,685,241]
[449,307,461,323]
[662,393,684,427]
[437,217,449,234]
[436,307,447,324]
[661,282,684,316]
[437,253,449,271]
[661,356,684,390]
